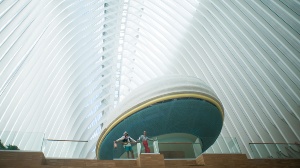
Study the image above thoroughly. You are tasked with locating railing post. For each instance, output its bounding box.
[153,140,159,153]
[193,138,202,157]
[137,142,141,156]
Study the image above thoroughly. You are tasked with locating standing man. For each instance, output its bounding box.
[138,131,155,153]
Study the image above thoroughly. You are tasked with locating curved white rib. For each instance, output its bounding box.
[117,0,300,158]
[0,0,123,158]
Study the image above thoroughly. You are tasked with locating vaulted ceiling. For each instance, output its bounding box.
[0,0,299,159]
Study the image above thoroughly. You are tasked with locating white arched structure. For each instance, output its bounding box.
[0,0,299,159]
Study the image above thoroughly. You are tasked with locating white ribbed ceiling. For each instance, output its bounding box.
[117,0,300,157]
[0,0,299,159]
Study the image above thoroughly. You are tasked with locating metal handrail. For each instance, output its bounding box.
[45,139,88,142]
[249,142,299,145]
[158,142,202,144]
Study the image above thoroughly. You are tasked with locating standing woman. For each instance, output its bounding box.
[138,131,155,153]
[114,131,136,158]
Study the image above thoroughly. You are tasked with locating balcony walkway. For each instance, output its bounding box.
[1,151,300,168]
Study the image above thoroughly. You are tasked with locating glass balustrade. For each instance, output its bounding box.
[0,131,44,151]
[42,139,88,158]
[1,131,242,160]
[0,131,88,159]
[158,142,202,159]
[249,143,300,159]
[113,140,203,159]
[204,136,241,154]
[113,141,159,159]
